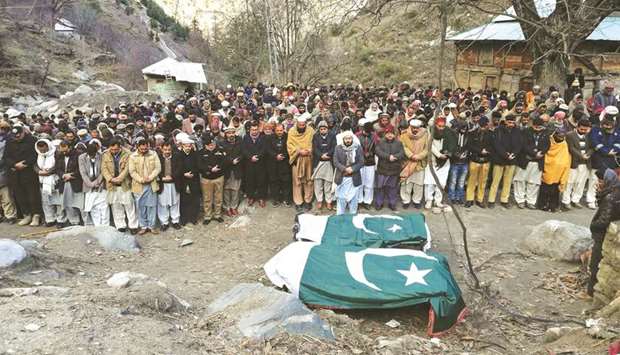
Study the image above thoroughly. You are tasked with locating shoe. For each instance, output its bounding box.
[303,203,312,212]
[295,205,304,213]
[203,219,211,225]
[561,204,571,212]
[517,202,525,209]
[272,201,280,207]
[160,224,169,232]
[247,198,255,206]
[412,202,422,209]
[30,214,41,227]
[151,228,159,235]
[258,200,265,208]
[56,221,68,229]
[6,218,17,224]
[361,203,370,210]
[316,202,323,210]
[389,205,397,211]
[432,207,442,214]
[402,203,410,209]
[475,201,485,208]
[117,227,127,233]
[326,202,333,210]
[283,201,291,207]
[571,202,583,209]
[137,228,148,235]
[18,215,32,226]
[129,228,138,235]
[500,202,510,209]
[526,203,537,210]
[487,202,495,209]
[587,202,597,210]
[424,201,432,209]
[45,221,56,227]
[172,223,182,230]
[374,204,382,211]
[225,209,233,217]
[464,201,473,208]
[232,208,239,216]
[214,217,224,223]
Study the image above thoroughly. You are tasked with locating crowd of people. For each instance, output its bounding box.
[0,79,618,235]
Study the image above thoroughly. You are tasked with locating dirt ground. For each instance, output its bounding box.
[0,201,617,354]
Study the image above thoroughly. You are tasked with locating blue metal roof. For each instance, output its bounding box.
[449,7,620,42]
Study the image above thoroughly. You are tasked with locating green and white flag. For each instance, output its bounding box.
[294,213,431,250]
[265,242,467,336]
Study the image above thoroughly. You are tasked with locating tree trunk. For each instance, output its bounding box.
[531,51,570,91]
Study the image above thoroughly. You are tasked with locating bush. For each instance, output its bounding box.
[376,62,397,78]
[125,6,135,15]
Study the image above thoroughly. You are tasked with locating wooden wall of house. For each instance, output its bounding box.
[454,41,620,93]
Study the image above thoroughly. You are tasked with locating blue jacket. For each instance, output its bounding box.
[590,127,620,169]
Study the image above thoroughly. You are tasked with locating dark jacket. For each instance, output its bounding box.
[375,138,405,176]
[517,128,550,170]
[4,133,37,185]
[220,136,243,179]
[467,128,493,164]
[590,183,620,236]
[450,130,470,165]
[54,150,83,193]
[198,147,226,180]
[265,133,290,175]
[241,134,267,170]
[356,131,378,166]
[312,132,336,168]
[333,145,364,186]
[566,130,593,169]
[177,150,201,194]
[491,125,523,166]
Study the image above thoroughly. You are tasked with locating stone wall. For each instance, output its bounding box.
[594,222,620,306]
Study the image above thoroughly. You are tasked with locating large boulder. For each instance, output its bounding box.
[207,283,334,341]
[73,85,94,95]
[521,220,592,262]
[0,239,28,268]
[46,226,140,252]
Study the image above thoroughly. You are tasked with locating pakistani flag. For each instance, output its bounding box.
[265,242,467,336]
[294,213,431,250]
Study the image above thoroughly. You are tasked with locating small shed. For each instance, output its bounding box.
[142,58,208,99]
[448,2,620,94]
[54,18,78,39]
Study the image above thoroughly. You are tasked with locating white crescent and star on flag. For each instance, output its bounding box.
[351,214,404,235]
[344,248,436,291]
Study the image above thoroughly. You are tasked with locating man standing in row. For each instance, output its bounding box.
[102,138,139,233]
[129,137,161,234]
[334,131,363,214]
[287,114,314,212]
[399,119,428,209]
[312,121,336,210]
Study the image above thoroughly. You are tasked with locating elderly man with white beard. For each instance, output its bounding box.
[333,131,364,215]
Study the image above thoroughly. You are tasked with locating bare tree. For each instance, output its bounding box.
[367,0,620,89]
[48,0,75,26]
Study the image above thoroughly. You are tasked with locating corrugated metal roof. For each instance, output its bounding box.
[449,15,620,42]
[142,58,207,84]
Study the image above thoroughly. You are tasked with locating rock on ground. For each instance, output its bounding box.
[228,216,251,229]
[46,226,140,252]
[520,220,592,262]
[106,271,148,289]
[0,239,28,268]
[73,85,94,95]
[207,282,334,340]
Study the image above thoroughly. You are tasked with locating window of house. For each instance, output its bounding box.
[478,47,494,66]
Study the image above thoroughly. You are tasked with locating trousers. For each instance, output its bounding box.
[0,185,16,219]
[447,163,468,202]
[465,161,490,203]
[111,202,139,230]
[314,178,333,203]
[400,170,424,204]
[201,176,223,220]
[157,199,180,226]
[488,164,516,203]
[358,165,375,204]
[562,164,590,205]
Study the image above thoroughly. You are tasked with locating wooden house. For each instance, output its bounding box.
[448,4,620,96]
